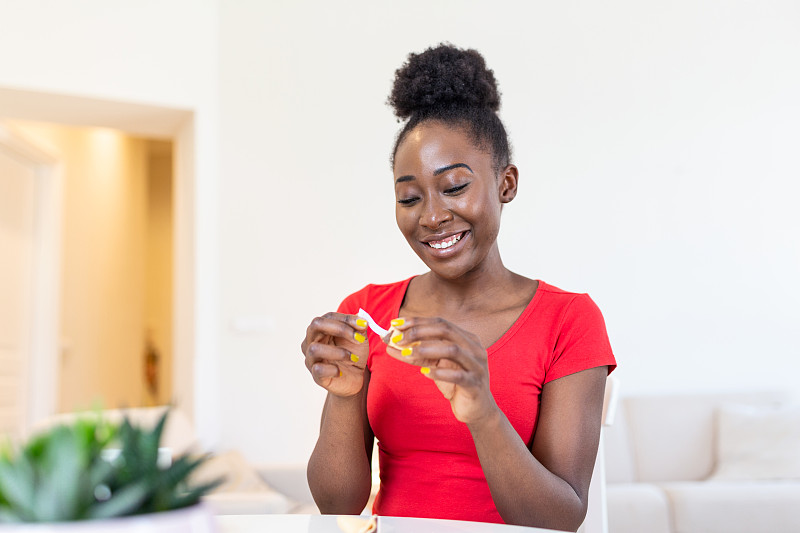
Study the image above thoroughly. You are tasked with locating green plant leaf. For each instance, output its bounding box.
[87,480,151,520]
[88,455,115,488]
[0,507,23,523]
[171,479,224,509]
[0,454,36,520]
[1,408,218,522]
[43,427,86,521]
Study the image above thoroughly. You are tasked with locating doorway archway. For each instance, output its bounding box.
[0,86,199,433]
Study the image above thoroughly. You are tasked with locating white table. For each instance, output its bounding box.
[217,514,564,533]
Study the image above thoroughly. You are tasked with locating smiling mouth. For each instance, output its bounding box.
[426,231,467,250]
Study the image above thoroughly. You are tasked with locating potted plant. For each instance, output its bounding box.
[0,410,221,532]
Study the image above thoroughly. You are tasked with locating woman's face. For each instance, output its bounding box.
[393,121,517,280]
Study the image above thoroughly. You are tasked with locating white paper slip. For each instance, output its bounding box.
[357,308,388,338]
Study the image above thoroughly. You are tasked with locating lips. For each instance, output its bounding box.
[422,231,468,250]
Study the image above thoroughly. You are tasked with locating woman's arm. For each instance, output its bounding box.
[469,366,607,530]
[303,312,374,514]
[307,376,374,514]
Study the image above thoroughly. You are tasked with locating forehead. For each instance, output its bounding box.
[394,122,492,175]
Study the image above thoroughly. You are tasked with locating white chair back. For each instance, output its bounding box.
[578,375,620,533]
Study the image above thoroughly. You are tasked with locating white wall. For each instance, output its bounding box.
[217,0,800,463]
[1,1,798,465]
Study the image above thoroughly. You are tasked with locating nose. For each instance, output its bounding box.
[419,195,453,230]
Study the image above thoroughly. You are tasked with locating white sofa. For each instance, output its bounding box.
[604,392,800,533]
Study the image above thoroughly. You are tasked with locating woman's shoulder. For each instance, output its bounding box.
[532,281,616,380]
[536,280,590,299]
[536,280,582,296]
[533,280,605,320]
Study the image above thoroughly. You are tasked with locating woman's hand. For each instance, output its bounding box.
[302,312,369,398]
[386,317,499,425]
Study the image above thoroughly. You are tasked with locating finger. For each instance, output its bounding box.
[385,339,455,365]
[306,343,367,372]
[306,342,353,365]
[306,313,369,346]
[419,365,473,385]
[388,337,485,375]
[311,361,341,381]
[385,316,452,334]
[346,350,367,369]
[389,317,479,347]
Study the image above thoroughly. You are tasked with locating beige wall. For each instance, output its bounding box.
[11,122,173,412]
[146,140,174,405]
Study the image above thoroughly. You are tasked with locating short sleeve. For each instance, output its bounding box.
[336,290,364,315]
[544,294,616,384]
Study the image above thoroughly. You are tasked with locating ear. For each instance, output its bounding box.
[498,165,519,204]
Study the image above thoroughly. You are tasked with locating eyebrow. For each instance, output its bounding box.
[395,163,474,184]
[434,163,473,176]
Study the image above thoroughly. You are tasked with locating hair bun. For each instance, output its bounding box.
[389,43,500,119]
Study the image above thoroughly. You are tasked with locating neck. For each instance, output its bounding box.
[422,246,517,313]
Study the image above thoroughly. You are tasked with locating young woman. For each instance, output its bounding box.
[302,44,616,532]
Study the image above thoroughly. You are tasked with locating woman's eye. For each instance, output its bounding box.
[397,197,419,205]
[444,183,469,195]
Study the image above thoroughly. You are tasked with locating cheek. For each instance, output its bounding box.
[461,197,502,239]
[478,213,501,242]
[395,207,415,237]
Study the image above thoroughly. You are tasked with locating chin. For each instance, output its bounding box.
[418,257,480,281]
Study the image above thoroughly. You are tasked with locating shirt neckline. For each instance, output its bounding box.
[391,276,545,354]
[487,280,544,355]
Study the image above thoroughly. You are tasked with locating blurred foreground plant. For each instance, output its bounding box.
[0,411,220,523]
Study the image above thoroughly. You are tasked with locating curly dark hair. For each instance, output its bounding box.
[388,43,512,172]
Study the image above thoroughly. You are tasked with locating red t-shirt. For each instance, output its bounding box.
[337,278,616,523]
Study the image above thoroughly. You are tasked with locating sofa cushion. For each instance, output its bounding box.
[710,403,800,481]
[662,481,800,533]
[604,402,637,484]
[254,462,322,514]
[194,450,292,514]
[607,483,671,533]
[622,392,786,482]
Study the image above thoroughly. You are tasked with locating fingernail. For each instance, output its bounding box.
[401,347,413,357]
[356,318,367,328]
[420,367,431,375]
[338,370,343,377]
[391,333,403,344]
[391,318,405,327]
[354,332,366,343]
[350,353,359,363]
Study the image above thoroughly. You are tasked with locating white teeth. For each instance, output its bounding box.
[429,233,463,249]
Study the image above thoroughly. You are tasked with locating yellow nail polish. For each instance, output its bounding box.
[401,347,413,357]
[354,332,366,343]
[420,367,431,375]
[391,318,405,327]
[350,353,359,363]
[391,333,403,344]
[338,370,343,377]
[356,318,367,328]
